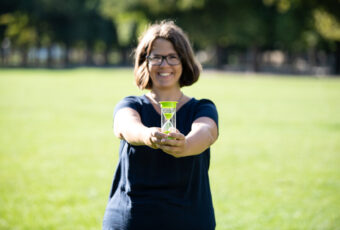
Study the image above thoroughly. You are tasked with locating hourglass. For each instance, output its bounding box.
[159,101,177,137]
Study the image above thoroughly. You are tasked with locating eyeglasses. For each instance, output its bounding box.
[147,55,181,66]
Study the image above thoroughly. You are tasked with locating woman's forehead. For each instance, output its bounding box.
[150,38,177,54]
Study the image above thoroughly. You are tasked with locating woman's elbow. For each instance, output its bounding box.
[113,124,124,139]
[209,128,218,146]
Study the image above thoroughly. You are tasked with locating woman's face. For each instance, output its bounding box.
[148,38,182,90]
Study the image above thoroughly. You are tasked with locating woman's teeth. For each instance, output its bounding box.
[159,73,171,76]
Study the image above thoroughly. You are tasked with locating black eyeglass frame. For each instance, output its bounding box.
[146,55,181,66]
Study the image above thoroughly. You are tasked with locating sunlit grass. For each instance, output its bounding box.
[0,68,339,229]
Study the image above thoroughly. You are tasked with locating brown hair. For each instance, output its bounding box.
[134,20,201,90]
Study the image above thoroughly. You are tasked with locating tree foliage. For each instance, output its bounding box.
[0,0,339,72]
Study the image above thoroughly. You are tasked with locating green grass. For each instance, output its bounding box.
[0,68,339,229]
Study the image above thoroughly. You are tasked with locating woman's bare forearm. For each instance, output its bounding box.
[183,117,218,156]
[114,107,167,147]
[114,108,149,145]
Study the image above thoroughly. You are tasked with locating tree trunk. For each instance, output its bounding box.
[251,45,260,72]
[215,45,228,70]
[286,51,294,74]
[335,41,340,75]
[1,38,11,66]
[34,44,40,67]
[22,47,29,67]
[0,48,3,66]
[47,45,53,68]
[120,47,129,66]
[103,48,109,66]
[85,44,93,66]
[307,47,316,68]
[64,44,70,67]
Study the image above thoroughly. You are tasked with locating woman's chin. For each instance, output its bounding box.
[154,80,177,89]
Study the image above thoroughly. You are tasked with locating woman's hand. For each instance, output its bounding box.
[157,131,188,158]
[144,127,168,149]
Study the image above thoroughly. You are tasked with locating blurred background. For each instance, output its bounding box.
[0,0,340,75]
[1,1,340,230]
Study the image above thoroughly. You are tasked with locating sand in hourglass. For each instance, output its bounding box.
[162,113,174,134]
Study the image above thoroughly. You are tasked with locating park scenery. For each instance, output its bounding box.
[1,0,340,229]
[1,0,340,75]
[0,68,339,229]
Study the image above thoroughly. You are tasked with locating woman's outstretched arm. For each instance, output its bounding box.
[114,107,167,148]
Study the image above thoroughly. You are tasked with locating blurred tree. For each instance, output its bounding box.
[100,0,148,65]
[313,9,340,74]
[1,0,118,67]
[0,0,37,66]
[0,0,23,38]
[100,0,277,71]
[177,0,276,71]
[36,0,115,66]
[35,0,76,66]
[0,12,38,66]
[1,0,339,72]
[265,0,340,74]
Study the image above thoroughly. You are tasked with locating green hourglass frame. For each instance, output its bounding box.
[159,101,177,137]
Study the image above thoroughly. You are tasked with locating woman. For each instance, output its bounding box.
[103,20,219,230]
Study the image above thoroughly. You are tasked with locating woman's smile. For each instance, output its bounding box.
[148,38,182,90]
[157,72,174,79]
[158,72,171,77]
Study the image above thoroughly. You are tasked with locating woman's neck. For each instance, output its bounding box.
[149,88,183,102]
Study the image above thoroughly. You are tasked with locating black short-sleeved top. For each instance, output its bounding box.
[103,95,218,230]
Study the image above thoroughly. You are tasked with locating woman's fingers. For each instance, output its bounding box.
[158,145,182,156]
[149,128,187,157]
[154,132,168,139]
[160,132,185,145]
[147,128,167,148]
[160,138,183,147]
[160,139,175,146]
[151,130,169,147]
[167,132,185,140]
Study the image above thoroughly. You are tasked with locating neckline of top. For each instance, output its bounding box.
[141,94,195,116]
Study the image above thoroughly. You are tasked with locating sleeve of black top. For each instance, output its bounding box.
[113,96,142,119]
[193,99,219,129]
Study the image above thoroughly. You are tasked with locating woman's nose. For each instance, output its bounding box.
[160,57,170,66]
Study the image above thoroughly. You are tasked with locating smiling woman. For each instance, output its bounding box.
[102,20,219,230]
[134,20,200,91]
[147,38,183,90]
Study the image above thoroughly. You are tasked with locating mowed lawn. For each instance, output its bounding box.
[0,68,339,230]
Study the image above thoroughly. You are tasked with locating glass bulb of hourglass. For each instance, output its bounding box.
[159,101,177,138]
[162,112,174,134]
[162,119,174,134]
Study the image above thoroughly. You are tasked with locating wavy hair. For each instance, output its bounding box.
[134,20,201,90]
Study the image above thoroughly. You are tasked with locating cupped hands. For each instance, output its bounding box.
[145,128,188,158]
